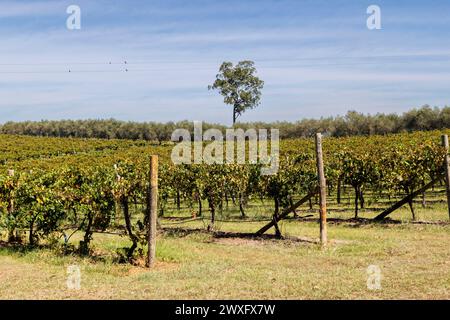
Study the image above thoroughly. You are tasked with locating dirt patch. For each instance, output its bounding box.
[213,236,351,247]
[212,233,317,245]
[161,227,352,246]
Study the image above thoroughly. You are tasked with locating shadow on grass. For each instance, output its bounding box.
[0,240,110,263]
[0,240,45,255]
[161,227,318,244]
[286,216,449,226]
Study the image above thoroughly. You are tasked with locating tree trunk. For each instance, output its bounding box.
[272,198,282,238]
[408,198,416,221]
[80,213,93,255]
[29,220,34,246]
[28,213,38,246]
[7,197,15,243]
[122,197,138,259]
[359,189,365,209]
[207,199,215,231]
[197,196,202,217]
[176,191,181,211]
[374,177,441,221]
[231,193,236,206]
[274,197,280,216]
[289,196,298,218]
[7,230,15,243]
[337,178,341,204]
[273,215,282,238]
[354,186,359,218]
[256,188,318,236]
[239,193,246,217]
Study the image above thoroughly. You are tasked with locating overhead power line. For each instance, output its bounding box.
[0,52,449,66]
[0,53,448,74]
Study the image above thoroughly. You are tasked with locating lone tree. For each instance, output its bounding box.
[209,61,264,125]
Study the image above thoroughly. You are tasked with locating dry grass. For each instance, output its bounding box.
[1,188,449,299]
[0,212,449,299]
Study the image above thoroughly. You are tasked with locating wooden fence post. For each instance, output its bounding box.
[255,189,318,236]
[315,133,327,246]
[441,135,450,220]
[146,155,158,268]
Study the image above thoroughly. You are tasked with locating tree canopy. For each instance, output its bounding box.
[1,105,450,141]
[208,61,264,125]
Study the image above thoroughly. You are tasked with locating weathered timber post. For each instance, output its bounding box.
[146,155,158,268]
[315,133,327,246]
[442,135,450,220]
[374,177,441,220]
[255,189,318,236]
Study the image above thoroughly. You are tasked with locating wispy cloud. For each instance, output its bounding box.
[0,1,63,18]
[0,0,449,124]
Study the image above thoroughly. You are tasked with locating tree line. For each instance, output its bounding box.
[1,105,449,141]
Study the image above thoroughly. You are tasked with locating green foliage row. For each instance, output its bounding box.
[0,130,448,261]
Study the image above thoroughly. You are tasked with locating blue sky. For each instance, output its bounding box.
[0,0,449,124]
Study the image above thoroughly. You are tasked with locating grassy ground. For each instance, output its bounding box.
[1,194,449,300]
